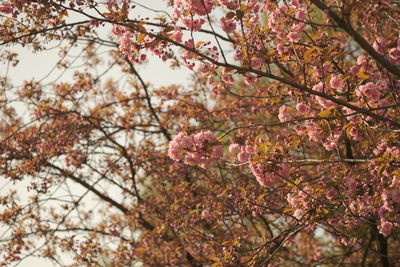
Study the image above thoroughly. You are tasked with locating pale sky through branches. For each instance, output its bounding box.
[1,1,193,266]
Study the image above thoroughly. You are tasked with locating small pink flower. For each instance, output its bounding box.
[172,7,180,22]
[172,27,183,42]
[277,163,289,178]
[222,75,234,84]
[312,82,323,92]
[359,82,379,102]
[349,127,362,141]
[276,44,284,55]
[182,18,205,31]
[220,17,236,33]
[293,125,303,135]
[391,189,400,203]
[201,209,212,222]
[326,189,334,200]
[295,9,305,20]
[290,0,301,8]
[238,151,250,162]
[278,105,292,122]
[287,32,299,42]
[244,75,259,85]
[292,23,306,33]
[296,103,309,113]
[379,220,393,237]
[212,145,224,159]
[0,2,13,14]
[244,145,256,154]
[347,178,357,194]
[357,56,367,65]
[229,143,240,153]
[330,75,344,89]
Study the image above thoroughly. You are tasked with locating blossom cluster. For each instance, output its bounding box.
[229,143,289,187]
[116,29,147,63]
[168,131,223,169]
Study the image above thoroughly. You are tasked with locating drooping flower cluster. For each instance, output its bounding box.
[168,131,223,169]
[115,28,147,63]
[175,0,213,16]
[228,143,290,187]
[250,162,290,187]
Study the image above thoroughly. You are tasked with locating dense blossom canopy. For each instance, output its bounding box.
[0,0,400,266]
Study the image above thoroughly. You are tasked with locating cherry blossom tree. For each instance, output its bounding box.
[0,0,400,266]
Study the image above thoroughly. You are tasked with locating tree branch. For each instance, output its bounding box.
[310,0,400,77]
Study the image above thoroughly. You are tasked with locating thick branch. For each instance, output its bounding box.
[310,0,400,77]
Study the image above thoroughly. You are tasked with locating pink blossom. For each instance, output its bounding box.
[222,75,234,84]
[292,23,306,33]
[379,220,393,237]
[112,26,123,36]
[278,105,292,122]
[185,151,203,165]
[244,145,256,154]
[182,18,205,31]
[378,206,387,219]
[172,7,180,22]
[238,151,250,162]
[296,103,309,113]
[327,217,340,225]
[290,0,301,8]
[295,9,305,20]
[389,48,400,64]
[293,209,304,219]
[201,209,212,222]
[373,141,388,156]
[359,82,379,102]
[357,56,367,65]
[276,44,284,55]
[305,120,321,142]
[391,189,400,203]
[349,126,362,141]
[323,141,337,151]
[229,143,240,153]
[172,27,183,42]
[218,0,239,10]
[312,82,323,92]
[212,145,224,159]
[168,131,222,168]
[347,178,357,195]
[176,0,213,15]
[250,163,277,187]
[220,17,236,33]
[373,38,386,54]
[0,2,13,14]
[330,75,344,89]
[293,125,303,135]
[119,31,133,54]
[251,58,262,69]
[326,189,334,200]
[287,32,299,42]
[348,65,360,76]
[277,163,290,178]
[244,75,259,85]
[194,131,215,145]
